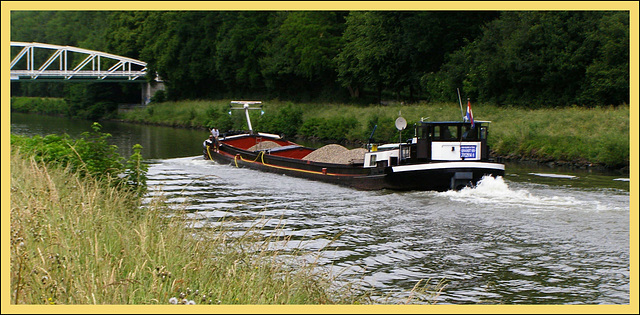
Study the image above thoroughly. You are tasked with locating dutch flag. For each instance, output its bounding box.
[465,99,475,129]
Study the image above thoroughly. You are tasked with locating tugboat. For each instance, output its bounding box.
[203,101,504,191]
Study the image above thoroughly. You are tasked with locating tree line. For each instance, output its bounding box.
[11,10,629,115]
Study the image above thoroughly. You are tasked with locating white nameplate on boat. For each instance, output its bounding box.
[460,145,477,159]
[432,142,481,161]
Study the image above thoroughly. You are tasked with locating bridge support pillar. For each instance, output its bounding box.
[142,81,165,105]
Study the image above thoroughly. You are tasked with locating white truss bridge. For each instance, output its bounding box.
[10,41,150,82]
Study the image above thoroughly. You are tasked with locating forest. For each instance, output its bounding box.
[10,10,630,118]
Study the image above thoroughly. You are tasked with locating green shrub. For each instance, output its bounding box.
[11,122,148,190]
[123,144,148,196]
[10,97,68,115]
[255,104,303,137]
[365,114,397,143]
[151,89,166,103]
[299,116,360,141]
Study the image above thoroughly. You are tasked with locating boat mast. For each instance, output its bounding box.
[230,101,263,134]
[457,88,465,121]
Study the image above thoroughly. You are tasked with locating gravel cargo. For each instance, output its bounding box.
[247,141,282,151]
[302,144,367,164]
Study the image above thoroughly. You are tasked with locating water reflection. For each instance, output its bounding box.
[11,112,206,159]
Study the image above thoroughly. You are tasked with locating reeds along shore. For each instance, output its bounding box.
[9,151,369,305]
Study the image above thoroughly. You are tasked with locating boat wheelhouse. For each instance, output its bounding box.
[362,120,503,190]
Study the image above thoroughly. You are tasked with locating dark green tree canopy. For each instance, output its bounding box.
[11,10,629,108]
[425,11,629,107]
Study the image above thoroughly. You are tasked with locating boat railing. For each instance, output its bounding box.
[258,144,302,153]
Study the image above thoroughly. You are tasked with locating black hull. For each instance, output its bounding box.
[206,144,504,191]
[386,163,505,191]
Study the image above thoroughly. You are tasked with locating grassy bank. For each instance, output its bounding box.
[10,96,68,116]
[10,97,630,169]
[120,99,630,169]
[10,150,376,305]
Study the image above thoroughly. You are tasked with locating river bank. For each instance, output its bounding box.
[10,148,392,305]
[115,99,632,174]
[11,97,631,173]
[8,103,632,306]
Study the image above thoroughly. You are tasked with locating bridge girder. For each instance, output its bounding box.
[10,41,152,82]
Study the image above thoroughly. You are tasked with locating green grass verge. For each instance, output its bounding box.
[10,96,629,168]
[121,100,630,168]
[9,150,365,305]
[11,96,69,116]
[10,150,448,305]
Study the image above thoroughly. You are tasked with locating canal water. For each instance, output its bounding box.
[10,112,631,305]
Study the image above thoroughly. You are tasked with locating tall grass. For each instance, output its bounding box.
[9,150,366,305]
[482,105,630,167]
[11,150,447,305]
[121,100,229,128]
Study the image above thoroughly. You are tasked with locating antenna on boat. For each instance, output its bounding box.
[367,124,378,151]
[457,88,465,121]
[230,101,263,134]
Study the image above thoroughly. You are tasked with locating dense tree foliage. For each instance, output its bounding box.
[261,11,347,101]
[10,11,108,49]
[425,11,630,107]
[336,11,498,103]
[214,12,270,98]
[11,10,629,110]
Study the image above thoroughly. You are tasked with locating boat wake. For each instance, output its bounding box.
[147,157,628,214]
[439,175,627,212]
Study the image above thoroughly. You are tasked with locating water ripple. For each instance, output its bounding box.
[144,156,630,305]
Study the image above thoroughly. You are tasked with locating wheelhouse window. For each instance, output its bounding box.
[400,145,411,160]
[439,125,458,141]
[419,122,486,141]
[462,125,478,140]
[480,126,487,140]
[417,125,432,140]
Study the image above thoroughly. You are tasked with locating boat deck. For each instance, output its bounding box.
[221,136,314,159]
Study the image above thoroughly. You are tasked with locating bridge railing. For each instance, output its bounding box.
[10,41,149,81]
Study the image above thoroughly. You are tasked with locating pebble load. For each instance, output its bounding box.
[247,141,366,165]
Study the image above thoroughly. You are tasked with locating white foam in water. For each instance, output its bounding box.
[150,158,627,213]
[440,175,613,212]
[529,173,578,179]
